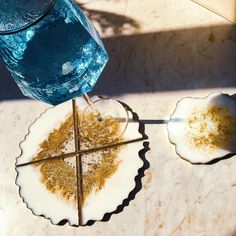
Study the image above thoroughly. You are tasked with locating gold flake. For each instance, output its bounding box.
[32,112,123,204]
[187,105,236,151]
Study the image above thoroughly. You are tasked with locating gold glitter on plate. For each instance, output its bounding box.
[32,112,123,204]
[187,105,236,151]
[168,92,236,164]
[15,96,145,226]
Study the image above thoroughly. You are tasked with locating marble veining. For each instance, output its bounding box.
[0,0,236,235]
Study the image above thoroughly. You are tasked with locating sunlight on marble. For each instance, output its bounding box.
[1,0,236,235]
[0,212,8,236]
[77,0,234,38]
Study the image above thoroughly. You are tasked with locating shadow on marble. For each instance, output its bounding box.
[80,6,140,36]
[0,61,26,101]
[1,24,236,101]
[95,24,236,96]
[230,229,236,236]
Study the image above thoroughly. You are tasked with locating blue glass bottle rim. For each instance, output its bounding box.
[0,0,57,35]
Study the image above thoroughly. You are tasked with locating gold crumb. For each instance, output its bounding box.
[80,112,121,145]
[32,111,123,205]
[187,104,236,151]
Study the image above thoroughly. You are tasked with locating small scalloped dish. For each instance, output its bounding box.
[167,92,236,164]
[15,97,144,226]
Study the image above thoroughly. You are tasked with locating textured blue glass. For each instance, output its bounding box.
[0,0,108,105]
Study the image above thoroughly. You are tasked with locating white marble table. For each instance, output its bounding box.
[1,0,236,235]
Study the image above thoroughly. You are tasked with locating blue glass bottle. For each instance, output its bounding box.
[0,0,108,105]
